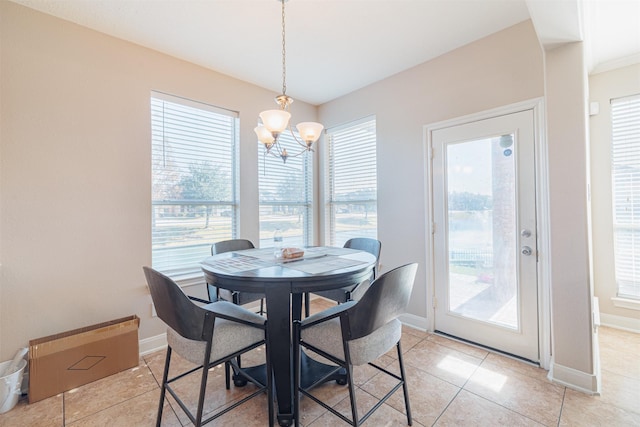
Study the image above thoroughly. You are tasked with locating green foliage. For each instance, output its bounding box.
[179,162,230,201]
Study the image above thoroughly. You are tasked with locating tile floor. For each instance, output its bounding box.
[1,299,639,426]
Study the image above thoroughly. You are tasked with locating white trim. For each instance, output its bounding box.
[548,359,600,395]
[423,98,551,369]
[423,125,436,333]
[590,53,640,76]
[599,312,640,332]
[399,313,428,332]
[139,333,167,356]
[611,297,640,311]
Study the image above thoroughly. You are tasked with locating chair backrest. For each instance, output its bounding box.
[143,266,209,342]
[343,238,382,278]
[211,239,255,255]
[345,263,418,340]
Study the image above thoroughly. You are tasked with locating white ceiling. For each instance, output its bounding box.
[8,0,640,105]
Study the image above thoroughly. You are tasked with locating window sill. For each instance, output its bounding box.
[171,271,206,288]
[611,297,640,311]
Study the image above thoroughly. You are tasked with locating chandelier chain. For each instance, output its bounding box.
[281,0,287,96]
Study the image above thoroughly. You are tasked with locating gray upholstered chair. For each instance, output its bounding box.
[293,263,417,426]
[304,237,381,316]
[143,266,273,427]
[208,239,265,315]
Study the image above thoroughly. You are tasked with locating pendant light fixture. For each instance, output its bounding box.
[254,0,324,162]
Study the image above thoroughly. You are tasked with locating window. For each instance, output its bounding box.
[151,92,238,277]
[611,94,640,300]
[258,132,313,248]
[325,117,377,246]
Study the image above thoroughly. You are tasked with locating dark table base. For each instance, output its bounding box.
[232,352,346,426]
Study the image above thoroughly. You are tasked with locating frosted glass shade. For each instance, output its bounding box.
[296,122,324,144]
[254,125,275,144]
[259,109,291,134]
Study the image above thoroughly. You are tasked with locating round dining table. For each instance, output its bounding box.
[201,246,376,426]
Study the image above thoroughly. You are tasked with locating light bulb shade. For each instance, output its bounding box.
[296,122,324,144]
[259,109,291,134]
[254,125,275,144]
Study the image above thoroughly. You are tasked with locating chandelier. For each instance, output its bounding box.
[254,0,324,163]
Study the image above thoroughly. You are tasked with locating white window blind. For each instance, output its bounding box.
[326,117,377,246]
[258,132,313,248]
[612,93,640,300]
[151,92,238,277]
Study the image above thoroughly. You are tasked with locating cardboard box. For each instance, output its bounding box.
[28,315,139,403]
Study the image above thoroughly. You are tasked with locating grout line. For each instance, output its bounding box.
[557,387,567,427]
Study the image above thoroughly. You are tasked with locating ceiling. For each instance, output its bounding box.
[8,0,640,106]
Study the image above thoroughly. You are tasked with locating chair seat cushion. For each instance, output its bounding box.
[301,318,401,366]
[167,302,265,365]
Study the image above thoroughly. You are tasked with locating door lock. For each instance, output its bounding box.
[521,246,532,256]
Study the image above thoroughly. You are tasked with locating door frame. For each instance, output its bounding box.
[423,98,551,369]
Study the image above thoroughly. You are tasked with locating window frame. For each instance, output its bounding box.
[150,91,239,280]
[611,93,640,301]
[324,116,378,247]
[258,131,314,248]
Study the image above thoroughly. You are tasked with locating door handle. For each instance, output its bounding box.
[521,246,532,256]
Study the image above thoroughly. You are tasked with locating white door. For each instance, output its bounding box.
[431,109,539,362]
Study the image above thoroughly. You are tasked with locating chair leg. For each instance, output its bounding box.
[157,347,172,427]
[397,341,412,426]
[260,298,265,316]
[225,361,231,390]
[346,363,359,427]
[195,349,213,427]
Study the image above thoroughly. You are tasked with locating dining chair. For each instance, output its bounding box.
[304,237,382,316]
[208,239,265,315]
[143,266,273,427]
[293,263,417,427]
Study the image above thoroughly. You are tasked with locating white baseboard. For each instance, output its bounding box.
[399,313,428,332]
[548,359,600,395]
[139,333,167,356]
[599,312,640,333]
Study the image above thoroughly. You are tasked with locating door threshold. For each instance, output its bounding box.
[434,330,540,367]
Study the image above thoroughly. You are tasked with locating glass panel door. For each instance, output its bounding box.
[432,109,539,362]
[447,134,518,329]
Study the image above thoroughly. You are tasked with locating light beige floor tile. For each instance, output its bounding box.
[435,389,543,426]
[464,362,564,426]
[297,381,349,426]
[361,363,459,426]
[426,333,490,360]
[64,361,158,424]
[559,388,640,427]
[600,345,640,380]
[597,327,640,353]
[481,352,549,382]
[211,392,273,427]
[401,325,431,340]
[598,368,640,415]
[402,340,483,387]
[65,388,180,427]
[0,394,63,427]
[306,387,416,427]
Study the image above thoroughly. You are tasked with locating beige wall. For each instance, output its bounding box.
[589,64,640,325]
[1,1,603,388]
[318,20,545,320]
[544,42,594,378]
[0,2,318,359]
